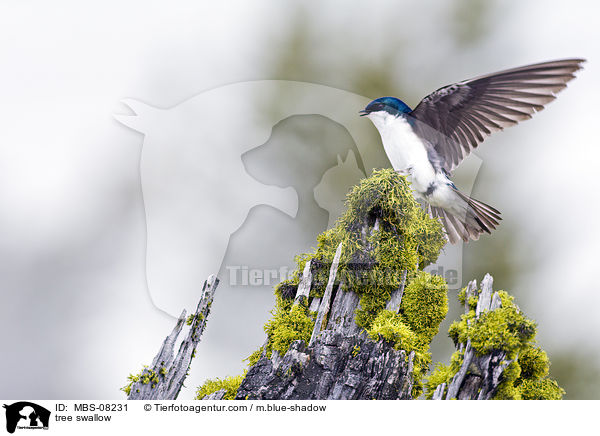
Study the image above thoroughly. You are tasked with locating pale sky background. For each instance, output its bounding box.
[0,0,599,399]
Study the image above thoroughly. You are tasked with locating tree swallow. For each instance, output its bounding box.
[361,58,584,243]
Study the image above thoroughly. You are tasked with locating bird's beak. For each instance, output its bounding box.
[359,110,369,117]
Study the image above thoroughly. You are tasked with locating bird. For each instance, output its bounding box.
[360,58,585,244]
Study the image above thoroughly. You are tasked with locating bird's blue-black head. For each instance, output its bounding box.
[360,97,412,117]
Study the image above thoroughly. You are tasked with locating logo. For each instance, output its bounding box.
[3,402,50,434]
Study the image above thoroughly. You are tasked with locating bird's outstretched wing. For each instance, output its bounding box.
[409,58,585,172]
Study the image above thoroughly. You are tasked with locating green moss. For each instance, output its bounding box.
[471,309,536,358]
[281,169,445,330]
[195,375,244,400]
[431,284,564,400]
[467,296,478,311]
[495,353,563,400]
[424,363,453,399]
[186,313,204,326]
[141,369,159,386]
[253,170,447,398]
[366,295,447,399]
[275,279,299,300]
[368,310,418,350]
[245,347,264,367]
[457,288,478,311]
[519,378,565,400]
[264,301,315,357]
[401,271,448,346]
[501,344,564,400]
[341,169,445,268]
[448,290,536,359]
[355,291,391,330]
[120,365,161,396]
[120,372,140,396]
[495,361,522,400]
[411,352,433,398]
[424,349,464,399]
[518,345,549,380]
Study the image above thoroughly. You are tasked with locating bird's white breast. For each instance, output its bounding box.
[369,112,437,194]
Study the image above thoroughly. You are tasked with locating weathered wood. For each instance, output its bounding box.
[236,331,414,400]
[386,269,407,313]
[325,284,361,336]
[445,340,474,400]
[203,389,227,400]
[308,297,321,312]
[476,273,494,316]
[435,273,512,400]
[431,382,446,400]
[293,260,312,306]
[464,279,478,312]
[237,216,416,400]
[490,291,502,311]
[309,242,343,346]
[127,275,219,400]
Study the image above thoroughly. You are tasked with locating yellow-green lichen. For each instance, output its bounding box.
[195,375,244,400]
[120,365,161,396]
[280,169,446,329]
[495,360,522,400]
[245,347,264,367]
[363,272,448,398]
[400,271,448,346]
[425,351,466,399]
[495,344,564,400]
[368,310,418,351]
[457,287,467,306]
[424,363,453,399]
[429,285,564,400]
[367,310,431,398]
[518,345,549,380]
[257,170,447,397]
[263,301,315,357]
[467,296,478,310]
[186,313,204,326]
[448,290,536,359]
[456,288,480,311]
[519,378,564,400]
[120,372,140,396]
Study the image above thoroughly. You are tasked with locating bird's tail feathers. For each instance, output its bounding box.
[430,188,501,244]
